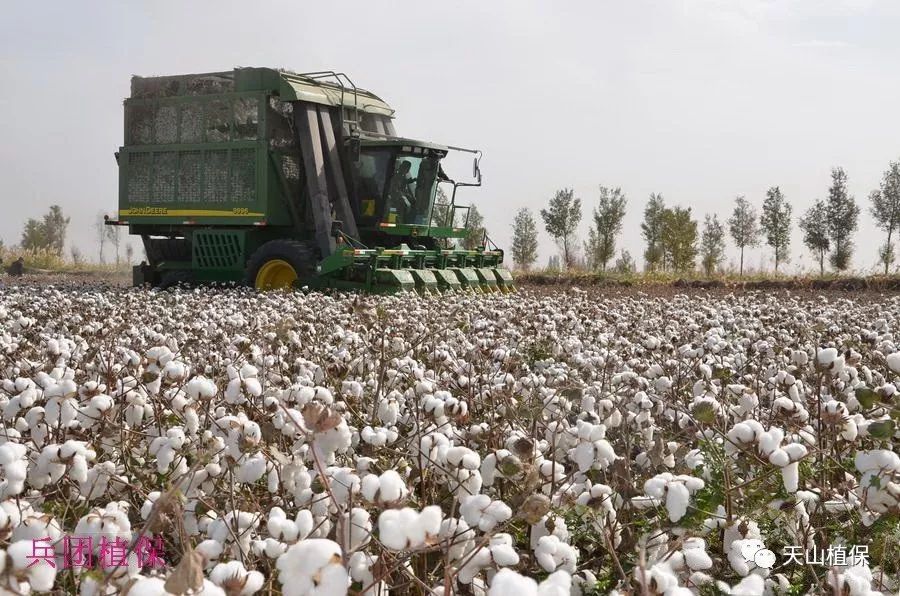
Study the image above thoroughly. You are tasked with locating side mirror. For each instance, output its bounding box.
[349,137,361,162]
[331,220,344,238]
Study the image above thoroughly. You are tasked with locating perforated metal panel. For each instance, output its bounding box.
[204,150,229,203]
[126,148,256,206]
[192,231,245,270]
[230,148,256,203]
[126,153,152,203]
[154,153,177,202]
[178,151,202,202]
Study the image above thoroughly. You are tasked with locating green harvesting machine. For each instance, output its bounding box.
[110,67,513,292]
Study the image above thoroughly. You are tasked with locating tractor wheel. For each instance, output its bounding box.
[246,240,317,291]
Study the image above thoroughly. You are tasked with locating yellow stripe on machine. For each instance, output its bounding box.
[119,209,265,217]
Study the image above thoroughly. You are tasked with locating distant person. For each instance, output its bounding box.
[7,257,24,277]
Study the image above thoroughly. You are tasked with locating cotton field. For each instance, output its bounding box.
[0,285,898,596]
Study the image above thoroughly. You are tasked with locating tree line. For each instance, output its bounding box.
[508,160,900,275]
[3,206,133,267]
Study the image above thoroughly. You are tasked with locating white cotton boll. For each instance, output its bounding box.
[0,442,28,498]
[781,462,800,493]
[341,508,372,551]
[637,561,679,592]
[210,560,265,595]
[572,442,595,473]
[535,535,578,573]
[757,428,784,456]
[781,443,807,461]
[855,449,900,473]
[276,539,348,596]
[489,569,538,596]
[886,351,900,374]
[376,397,400,425]
[488,533,519,567]
[368,470,408,504]
[378,506,440,551]
[768,449,789,467]
[537,571,571,596]
[185,376,217,401]
[446,446,481,470]
[378,508,414,551]
[8,539,57,591]
[360,475,380,503]
[225,379,245,404]
[460,494,511,532]
[235,453,267,484]
[122,577,168,596]
[163,360,190,383]
[665,482,691,523]
[682,538,713,570]
[817,347,838,366]
[730,574,765,595]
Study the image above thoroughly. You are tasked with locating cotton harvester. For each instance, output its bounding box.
[108,67,513,292]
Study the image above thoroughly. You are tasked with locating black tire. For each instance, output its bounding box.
[245,240,317,289]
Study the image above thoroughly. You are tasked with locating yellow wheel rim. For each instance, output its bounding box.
[255,259,298,290]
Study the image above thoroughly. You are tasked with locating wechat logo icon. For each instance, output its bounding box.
[740,539,777,569]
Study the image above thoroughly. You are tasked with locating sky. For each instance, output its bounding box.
[2,0,900,273]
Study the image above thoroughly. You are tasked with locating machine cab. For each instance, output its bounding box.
[351,140,448,233]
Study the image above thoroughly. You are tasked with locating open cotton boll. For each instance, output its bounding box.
[360,469,408,504]
[210,560,265,595]
[276,539,347,596]
[534,534,578,573]
[378,506,441,551]
[446,446,481,470]
[681,537,714,571]
[73,501,132,547]
[0,441,28,498]
[825,564,878,596]
[340,508,372,551]
[8,539,57,591]
[727,574,766,596]
[817,347,838,366]
[490,568,538,595]
[185,376,217,401]
[886,351,900,374]
[148,427,187,473]
[460,494,512,532]
[643,473,705,523]
[665,482,691,523]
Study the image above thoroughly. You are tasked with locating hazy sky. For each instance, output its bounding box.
[2,0,900,273]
